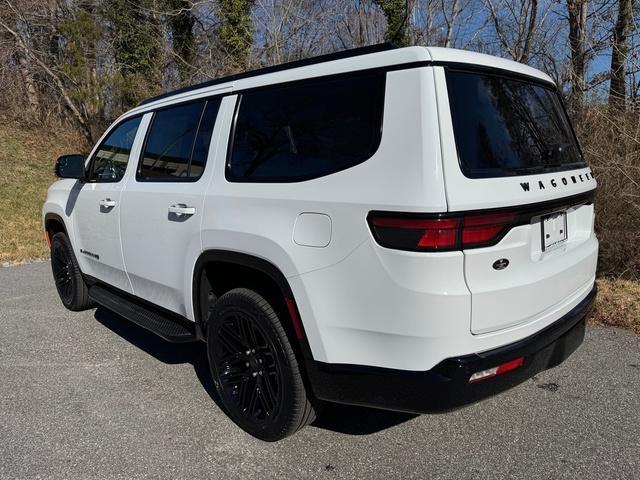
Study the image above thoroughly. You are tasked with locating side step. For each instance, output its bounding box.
[89,285,197,343]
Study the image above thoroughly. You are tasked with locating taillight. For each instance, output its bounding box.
[369,216,461,251]
[368,211,519,251]
[462,212,517,249]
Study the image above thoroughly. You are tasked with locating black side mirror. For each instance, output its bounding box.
[55,154,86,180]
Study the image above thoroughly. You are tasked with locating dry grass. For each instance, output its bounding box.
[0,123,84,264]
[591,278,640,334]
[575,107,640,279]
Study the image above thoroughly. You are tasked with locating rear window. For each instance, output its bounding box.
[227,73,385,182]
[445,70,585,178]
[138,98,221,181]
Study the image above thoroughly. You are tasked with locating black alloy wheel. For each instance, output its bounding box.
[51,237,74,305]
[214,310,283,422]
[206,288,315,441]
[49,232,93,311]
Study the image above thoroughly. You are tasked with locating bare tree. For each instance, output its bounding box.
[609,0,633,109]
[331,0,386,49]
[0,1,40,113]
[441,0,459,47]
[0,0,93,140]
[567,0,588,113]
[485,0,542,64]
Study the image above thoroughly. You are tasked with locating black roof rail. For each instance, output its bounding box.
[138,43,397,106]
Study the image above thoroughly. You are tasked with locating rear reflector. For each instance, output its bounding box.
[285,297,304,340]
[368,211,518,252]
[468,357,525,383]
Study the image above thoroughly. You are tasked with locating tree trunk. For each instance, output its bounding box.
[167,0,196,83]
[16,51,40,113]
[219,0,255,70]
[0,18,94,142]
[374,0,410,47]
[609,0,632,110]
[443,0,459,48]
[519,0,538,63]
[567,0,588,114]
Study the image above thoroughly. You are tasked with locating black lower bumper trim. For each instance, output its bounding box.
[307,285,596,413]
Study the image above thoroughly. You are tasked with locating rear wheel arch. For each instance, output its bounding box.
[192,251,314,373]
[193,251,301,333]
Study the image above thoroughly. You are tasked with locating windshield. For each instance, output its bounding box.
[445,70,585,178]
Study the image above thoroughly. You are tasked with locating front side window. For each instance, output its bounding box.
[445,70,585,178]
[89,116,142,182]
[138,98,221,181]
[227,72,385,182]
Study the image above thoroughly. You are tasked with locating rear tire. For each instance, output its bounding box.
[206,288,315,441]
[50,232,94,311]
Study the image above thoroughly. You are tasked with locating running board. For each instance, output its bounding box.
[89,285,197,343]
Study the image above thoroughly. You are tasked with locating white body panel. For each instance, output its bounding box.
[431,65,598,335]
[70,181,131,292]
[118,92,228,316]
[63,117,148,293]
[43,46,598,372]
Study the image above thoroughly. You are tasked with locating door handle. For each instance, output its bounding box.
[99,198,116,208]
[168,204,196,216]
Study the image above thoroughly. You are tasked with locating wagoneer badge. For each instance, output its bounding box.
[493,258,509,270]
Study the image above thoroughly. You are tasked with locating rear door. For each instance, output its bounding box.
[434,67,598,334]
[119,96,223,317]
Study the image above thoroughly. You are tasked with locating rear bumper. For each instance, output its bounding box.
[306,284,596,413]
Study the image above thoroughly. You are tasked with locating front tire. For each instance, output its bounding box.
[50,232,94,311]
[206,288,315,441]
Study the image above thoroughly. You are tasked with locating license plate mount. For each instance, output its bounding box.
[541,211,568,251]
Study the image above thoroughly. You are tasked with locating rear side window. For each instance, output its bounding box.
[89,116,141,182]
[138,98,221,181]
[227,73,385,182]
[446,70,585,178]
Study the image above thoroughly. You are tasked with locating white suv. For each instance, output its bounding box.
[43,44,598,441]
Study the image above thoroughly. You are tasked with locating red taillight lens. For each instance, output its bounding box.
[369,216,461,251]
[368,211,518,251]
[462,212,517,248]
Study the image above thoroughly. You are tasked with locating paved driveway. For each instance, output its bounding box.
[1,262,638,479]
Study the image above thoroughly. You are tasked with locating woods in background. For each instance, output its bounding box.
[1,0,638,138]
[0,0,638,278]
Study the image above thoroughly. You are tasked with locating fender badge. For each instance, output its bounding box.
[493,258,509,270]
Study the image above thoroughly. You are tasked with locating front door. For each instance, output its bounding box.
[71,115,145,293]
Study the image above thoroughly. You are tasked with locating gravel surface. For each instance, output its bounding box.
[1,262,639,479]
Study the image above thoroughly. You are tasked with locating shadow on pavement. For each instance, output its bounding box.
[93,307,224,411]
[311,403,417,435]
[94,306,416,436]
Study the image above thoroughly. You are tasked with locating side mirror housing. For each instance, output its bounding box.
[55,154,86,180]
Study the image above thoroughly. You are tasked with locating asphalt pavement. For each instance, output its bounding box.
[1,261,639,479]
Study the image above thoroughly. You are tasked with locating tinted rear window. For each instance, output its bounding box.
[446,70,585,178]
[138,98,220,180]
[227,73,385,182]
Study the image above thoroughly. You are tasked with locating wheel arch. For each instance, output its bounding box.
[192,250,316,385]
[44,213,69,244]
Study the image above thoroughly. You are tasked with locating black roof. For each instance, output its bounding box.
[138,43,397,106]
